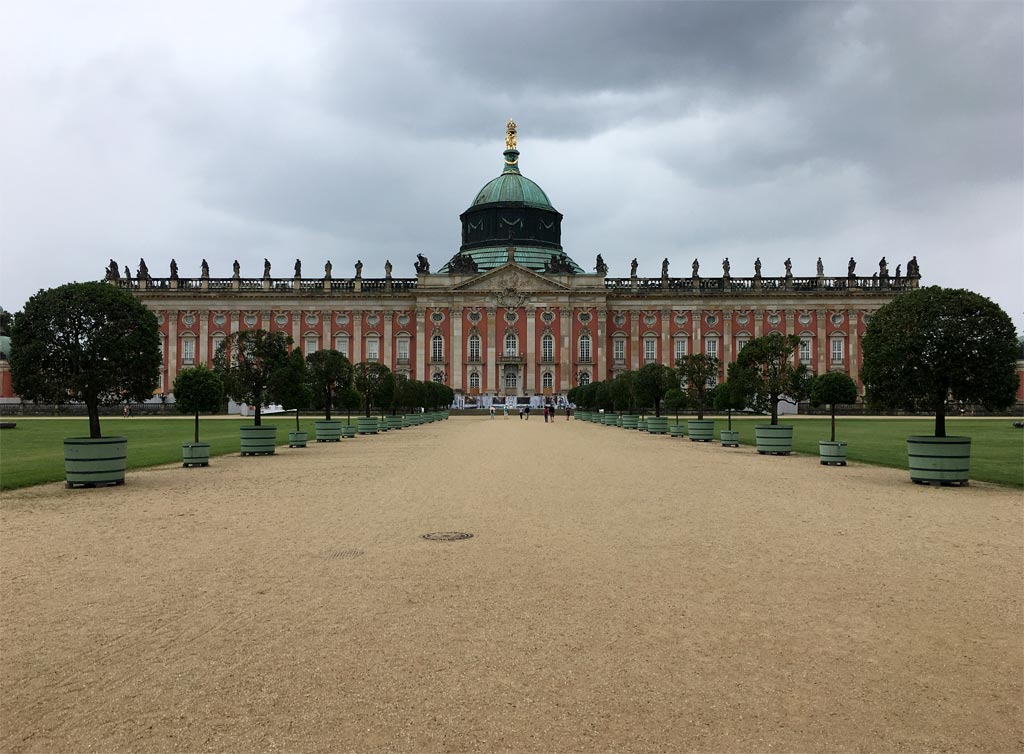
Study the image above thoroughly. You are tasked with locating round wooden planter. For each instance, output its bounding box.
[687,420,715,442]
[288,430,308,448]
[755,424,794,455]
[576,411,588,422]
[341,424,356,438]
[315,420,343,442]
[907,436,971,486]
[622,415,640,429]
[240,425,277,456]
[182,442,210,467]
[616,415,623,427]
[819,440,847,466]
[64,437,127,488]
[356,417,378,435]
[669,424,685,437]
[604,414,617,426]
[637,418,648,432]
[386,416,404,430]
[646,417,668,434]
[720,430,740,447]
[377,418,390,432]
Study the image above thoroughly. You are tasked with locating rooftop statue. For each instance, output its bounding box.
[385,259,393,277]
[692,258,699,276]
[506,118,517,150]
[895,264,901,280]
[355,260,363,278]
[595,254,608,275]
[324,260,332,278]
[201,259,210,277]
[907,255,919,277]
[448,253,478,274]
[138,258,149,280]
[630,258,638,277]
[722,258,730,276]
[263,258,271,278]
[294,259,301,277]
[232,259,240,277]
[124,265,131,281]
[662,258,669,277]
[544,253,575,274]
[415,254,430,274]
[817,257,824,276]
[848,257,856,276]
[754,258,761,276]
[784,258,792,276]
[169,259,178,280]
[879,257,888,277]
[106,259,120,280]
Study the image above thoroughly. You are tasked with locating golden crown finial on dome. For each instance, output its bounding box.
[506,118,517,150]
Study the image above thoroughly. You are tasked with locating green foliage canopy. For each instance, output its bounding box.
[173,365,224,443]
[305,349,352,420]
[809,371,859,442]
[212,329,292,427]
[353,362,394,416]
[675,354,720,420]
[731,333,810,425]
[635,363,676,416]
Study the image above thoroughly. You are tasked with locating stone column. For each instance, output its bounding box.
[414,309,425,381]
[353,312,363,365]
[323,312,333,352]
[816,309,827,375]
[692,311,702,355]
[451,307,463,391]
[661,309,671,366]
[383,311,393,370]
[785,310,795,337]
[525,306,536,393]
[723,311,733,365]
[167,313,178,387]
[487,307,498,392]
[753,311,764,338]
[630,311,640,371]
[596,308,607,382]
[848,311,860,385]
[230,312,239,335]
[559,308,571,391]
[292,310,301,347]
[199,312,209,366]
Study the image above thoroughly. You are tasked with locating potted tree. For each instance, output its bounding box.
[676,353,719,441]
[336,385,362,437]
[713,372,747,447]
[809,371,859,465]
[353,362,394,434]
[10,282,161,487]
[731,333,810,455]
[664,387,687,437]
[306,349,352,441]
[172,365,224,466]
[271,349,311,447]
[862,286,1018,485]
[636,363,675,434]
[213,329,291,455]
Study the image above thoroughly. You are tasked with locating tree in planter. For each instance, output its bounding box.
[664,387,687,422]
[635,363,675,416]
[173,365,224,443]
[212,329,292,426]
[862,287,1018,437]
[270,349,311,432]
[353,362,394,417]
[10,282,161,438]
[610,372,636,413]
[391,374,416,415]
[336,385,363,422]
[730,333,810,424]
[713,372,749,432]
[809,371,859,443]
[306,349,352,420]
[675,354,720,420]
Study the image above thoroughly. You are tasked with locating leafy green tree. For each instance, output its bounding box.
[11,282,161,438]
[714,372,749,431]
[610,372,636,413]
[271,349,311,431]
[730,333,810,425]
[353,362,394,417]
[675,354,720,420]
[0,307,12,336]
[664,387,687,421]
[212,329,292,427]
[861,286,1018,437]
[335,385,362,421]
[173,365,224,443]
[809,371,859,442]
[594,381,614,412]
[305,349,352,420]
[635,363,675,416]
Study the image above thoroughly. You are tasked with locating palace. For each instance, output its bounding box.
[105,122,922,405]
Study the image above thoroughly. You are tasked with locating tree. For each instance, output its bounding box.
[664,387,687,421]
[212,329,292,427]
[729,333,810,425]
[270,349,311,431]
[713,373,748,431]
[635,363,675,416]
[610,372,636,413]
[173,365,224,443]
[306,349,352,420]
[353,362,394,417]
[336,385,362,420]
[675,354,720,420]
[861,287,1018,437]
[808,371,859,442]
[10,282,161,438]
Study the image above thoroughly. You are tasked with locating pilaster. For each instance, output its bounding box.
[525,306,536,392]
[630,311,640,371]
[353,312,363,365]
[488,307,498,392]
[383,310,393,369]
[723,311,733,364]
[451,307,463,391]
[596,308,607,382]
[660,309,671,366]
[167,312,178,387]
[848,310,860,385]
[415,309,426,381]
[559,309,571,391]
[199,312,209,366]
[816,309,827,375]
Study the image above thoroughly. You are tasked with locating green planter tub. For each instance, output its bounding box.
[315,419,343,442]
[288,430,308,448]
[907,436,971,486]
[622,415,639,430]
[646,417,668,435]
[357,417,378,435]
[616,415,623,427]
[603,414,617,426]
[240,425,277,456]
[687,419,715,442]
[64,437,127,488]
[755,424,794,455]
[819,440,847,466]
[669,423,685,437]
[182,442,211,467]
[341,424,356,438]
[638,418,648,432]
[720,430,740,447]
[386,416,404,430]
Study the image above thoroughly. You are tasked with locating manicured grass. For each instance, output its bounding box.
[0,415,367,491]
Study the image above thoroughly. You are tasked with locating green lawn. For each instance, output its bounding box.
[0,415,363,491]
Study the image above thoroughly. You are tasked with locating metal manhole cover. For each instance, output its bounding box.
[420,532,473,542]
[320,548,365,560]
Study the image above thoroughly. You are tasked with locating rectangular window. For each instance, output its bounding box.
[181,338,195,364]
[542,335,553,362]
[704,338,718,360]
[468,336,480,362]
[211,336,225,357]
[831,338,844,364]
[304,337,318,356]
[432,336,444,361]
[644,338,657,363]
[578,336,591,362]
[366,337,379,361]
[799,338,811,364]
[674,338,688,361]
[397,338,409,361]
[335,336,349,358]
[735,337,749,354]
[613,339,625,362]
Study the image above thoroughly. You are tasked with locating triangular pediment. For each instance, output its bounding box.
[453,263,570,294]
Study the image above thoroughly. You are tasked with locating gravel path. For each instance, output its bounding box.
[2,416,1021,753]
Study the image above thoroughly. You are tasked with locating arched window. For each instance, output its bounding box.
[181,335,196,365]
[578,333,591,362]
[542,371,553,389]
[504,332,518,356]
[578,371,591,386]
[469,372,480,389]
[541,333,554,362]
[431,334,444,362]
[468,334,481,361]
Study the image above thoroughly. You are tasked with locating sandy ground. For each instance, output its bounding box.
[1,416,1021,754]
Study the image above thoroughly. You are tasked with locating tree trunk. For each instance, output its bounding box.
[697,396,704,421]
[87,399,102,439]
[254,403,262,426]
[770,393,779,425]
[935,399,946,438]
[325,387,332,420]
[830,404,836,442]
[194,411,200,443]
[727,408,732,431]
[295,409,300,431]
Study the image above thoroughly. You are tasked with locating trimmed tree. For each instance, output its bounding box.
[173,365,224,443]
[635,363,675,416]
[675,354,720,420]
[610,372,636,413]
[730,333,811,424]
[664,387,687,421]
[353,362,394,417]
[861,286,1018,437]
[10,282,161,438]
[212,329,292,427]
[271,349,311,431]
[809,371,859,442]
[306,349,352,420]
[713,373,748,432]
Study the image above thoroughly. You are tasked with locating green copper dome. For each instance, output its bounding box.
[471,150,556,210]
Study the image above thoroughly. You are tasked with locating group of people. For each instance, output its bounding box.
[488,404,572,422]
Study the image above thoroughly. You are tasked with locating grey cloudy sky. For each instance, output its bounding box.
[2,1,1021,331]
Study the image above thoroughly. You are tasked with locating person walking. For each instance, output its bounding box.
[524,405,530,420]
[518,406,523,420]
[503,404,508,419]
[543,405,549,423]
[489,405,495,419]
[565,405,571,421]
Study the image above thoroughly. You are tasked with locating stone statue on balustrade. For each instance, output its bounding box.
[169,259,178,280]
[263,258,271,278]
[106,260,120,280]
[294,259,302,277]
[124,265,132,281]
[324,260,332,279]
[595,254,608,275]
[879,257,888,277]
[722,258,730,276]
[661,258,669,277]
[385,259,393,278]
[448,253,478,274]
[630,258,638,277]
[355,260,363,278]
[848,257,856,276]
[907,256,919,277]
[895,264,901,280]
[201,259,210,278]
[137,258,150,280]
[784,258,792,276]
[817,257,824,276]
[754,258,762,276]
[692,258,699,277]
[415,254,430,274]
[232,259,240,277]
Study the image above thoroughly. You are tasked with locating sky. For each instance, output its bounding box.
[1,1,1021,332]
